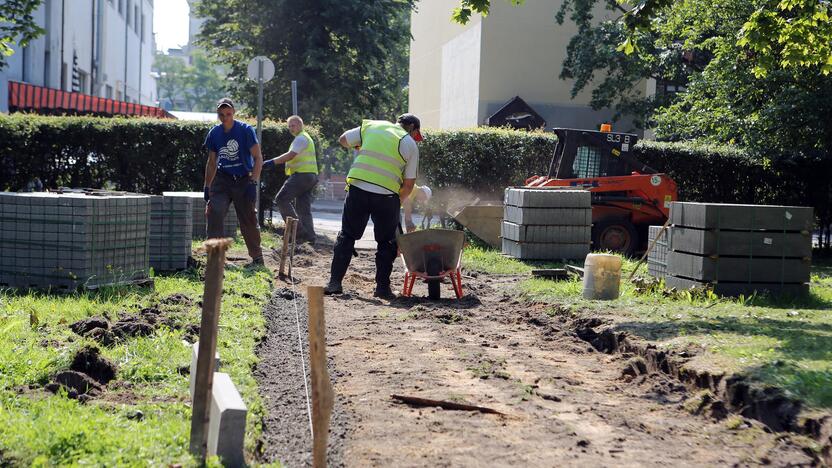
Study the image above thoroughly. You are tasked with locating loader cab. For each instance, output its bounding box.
[548,128,655,179]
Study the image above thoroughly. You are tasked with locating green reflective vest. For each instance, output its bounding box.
[285,130,318,176]
[346,120,407,193]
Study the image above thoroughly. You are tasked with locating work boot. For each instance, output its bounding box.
[373,285,397,300]
[323,281,343,295]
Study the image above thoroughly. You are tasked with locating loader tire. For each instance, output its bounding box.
[592,219,638,257]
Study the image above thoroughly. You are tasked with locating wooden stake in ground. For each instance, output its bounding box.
[288,218,299,279]
[307,286,334,468]
[189,238,232,459]
[279,217,297,278]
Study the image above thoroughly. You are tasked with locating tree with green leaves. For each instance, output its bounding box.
[182,50,226,112]
[153,50,227,112]
[649,0,832,161]
[153,52,187,110]
[193,0,413,141]
[0,0,45,71]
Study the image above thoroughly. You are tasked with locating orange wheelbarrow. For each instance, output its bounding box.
[397,229,465,299]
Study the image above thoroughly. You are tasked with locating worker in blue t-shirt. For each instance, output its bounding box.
[203,97,264,266]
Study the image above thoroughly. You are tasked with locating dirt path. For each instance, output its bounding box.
[257,242,815,467]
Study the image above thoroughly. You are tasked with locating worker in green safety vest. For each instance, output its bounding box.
[263,115,319,243]
[324,114,423,299]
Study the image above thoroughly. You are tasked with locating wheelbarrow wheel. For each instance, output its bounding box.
[426,256,442,300]
[428,280,441,300]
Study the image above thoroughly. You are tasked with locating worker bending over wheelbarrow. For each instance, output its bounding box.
[323,114,423,300]
[402,185,432,233]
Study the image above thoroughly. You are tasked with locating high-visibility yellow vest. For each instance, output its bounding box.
[346,120,407,193]
[285,130,318,176]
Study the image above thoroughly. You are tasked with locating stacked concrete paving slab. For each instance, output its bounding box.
[0,192,150,290]
[647,225,669,279]
[149,195,193,271]
[501,188,591,260]
[664,202,812,296]
[162,192,238,239]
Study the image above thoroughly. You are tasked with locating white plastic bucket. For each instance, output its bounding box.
[582,253,622,300]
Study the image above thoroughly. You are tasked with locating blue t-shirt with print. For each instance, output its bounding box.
[204,120,259,176]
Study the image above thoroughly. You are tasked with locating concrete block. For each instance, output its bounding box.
[501,222,591,243]
[667,251,810,283]
[647,225,669,279]
[207,372,247,468]
[503,206,592,226]
[504,187,591,208]
[668,227,811,257]
[501,238,590,260]
[670,202,813,232]
[190,342,221,398]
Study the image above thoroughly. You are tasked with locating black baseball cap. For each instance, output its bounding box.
[216,98,234,110]
[397,113,423,142]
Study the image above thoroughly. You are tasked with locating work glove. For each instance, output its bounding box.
[203,186,210,202]
[244,181,257,203]
[263,159,276,169]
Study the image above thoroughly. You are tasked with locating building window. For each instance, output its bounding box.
[134,6,139,32]
[78,71,88,93]
[656,79,688,99]
[126,1,131,23]
[141,14,146,42]
[105,85,113,99]
[118,0,123,15]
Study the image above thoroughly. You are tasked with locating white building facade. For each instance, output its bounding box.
[1,0,157,112]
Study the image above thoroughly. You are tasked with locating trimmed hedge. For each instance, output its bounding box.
[419,128,555,197]
[1,118,828,242]
[0,114,322,212]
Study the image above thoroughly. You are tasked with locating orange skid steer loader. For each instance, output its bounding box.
[524,126,678,255]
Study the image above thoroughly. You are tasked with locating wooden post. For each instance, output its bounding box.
[288,217,299,279]
[307,286,334,468]
[279,217,297,278]
[189,238,232,459]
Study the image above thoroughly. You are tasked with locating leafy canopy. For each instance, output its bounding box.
[0,0,45,71]
[193,0,412,140]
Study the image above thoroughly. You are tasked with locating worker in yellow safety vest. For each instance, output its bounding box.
[324,114,423,299]
[263,115,319,243]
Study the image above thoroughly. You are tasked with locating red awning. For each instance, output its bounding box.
[8,81,174,118]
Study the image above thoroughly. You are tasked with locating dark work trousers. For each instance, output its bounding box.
[207,171,263,260]
[330,185,400,290]
[275,172,318,241]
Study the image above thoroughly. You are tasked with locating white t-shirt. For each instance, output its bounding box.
[289,133,310,153]
[343,126,419,195]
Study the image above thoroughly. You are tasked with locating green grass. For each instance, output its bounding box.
[463,245,561,275]
[464,246,832,409]
[0,240,275,465]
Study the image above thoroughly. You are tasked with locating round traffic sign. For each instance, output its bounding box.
[247,56,275,82]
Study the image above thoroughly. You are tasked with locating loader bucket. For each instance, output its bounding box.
[448,203,503,249]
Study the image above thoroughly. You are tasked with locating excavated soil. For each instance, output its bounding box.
[256,242,821,467]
